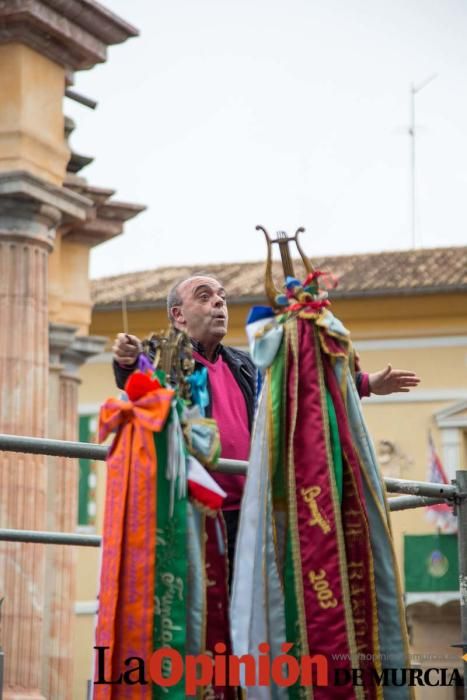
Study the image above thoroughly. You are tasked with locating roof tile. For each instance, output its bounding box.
[91,246,467,308]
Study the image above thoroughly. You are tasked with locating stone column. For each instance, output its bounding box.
[0,200,57,700]
[0,174,90,700]
[41,332,106,700]
[0,5,140,696]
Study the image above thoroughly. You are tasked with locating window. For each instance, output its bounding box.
[78,415,98,528]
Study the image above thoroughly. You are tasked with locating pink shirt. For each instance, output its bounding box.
[192,351,250,510]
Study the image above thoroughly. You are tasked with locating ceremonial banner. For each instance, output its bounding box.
[232,271,414,700]
[96,378,173,699]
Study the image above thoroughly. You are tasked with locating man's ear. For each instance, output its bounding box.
[171,306,185,327]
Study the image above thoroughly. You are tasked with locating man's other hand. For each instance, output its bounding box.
[369,364,420,395]
[112,333,142,366]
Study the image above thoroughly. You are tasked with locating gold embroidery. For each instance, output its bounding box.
[348,561,365,581]
[301,486,331,534]
[308,568,338,609]
[284,321,313,700]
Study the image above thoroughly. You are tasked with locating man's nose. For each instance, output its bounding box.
[213,295,225,307]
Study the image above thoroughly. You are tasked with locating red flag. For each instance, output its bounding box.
[425,432,457,533]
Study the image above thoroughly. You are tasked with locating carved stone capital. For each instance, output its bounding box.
[61,335,107,377]
[49,322,78,365]
[0,0,139,71]
[0,198,59,250]
[62,176,146,247]
[0,170,92,248]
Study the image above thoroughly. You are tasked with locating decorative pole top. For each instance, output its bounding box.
[257,225,315,309]
[142,329,195,401]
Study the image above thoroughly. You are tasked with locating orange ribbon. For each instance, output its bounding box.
[98,389,174,442]
[94,387,174,699]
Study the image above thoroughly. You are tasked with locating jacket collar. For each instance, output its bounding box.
[190,338,223,362]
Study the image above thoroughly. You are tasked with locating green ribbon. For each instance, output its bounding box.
[153,411,188,700]
[270,342,286,500]
[283,531,306,700]
[270,343,303,699]
[326,389,343,504]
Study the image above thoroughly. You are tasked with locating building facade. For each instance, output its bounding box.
[0,2,143,698]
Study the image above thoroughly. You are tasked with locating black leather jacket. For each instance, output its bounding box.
[113,339,257,431]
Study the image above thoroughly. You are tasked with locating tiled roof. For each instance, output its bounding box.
[91,246,467,308]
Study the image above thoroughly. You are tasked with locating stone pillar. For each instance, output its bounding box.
[0,175,90,699]
[0,5,140,697]
[42,331,106,700]
[0,199,57,700]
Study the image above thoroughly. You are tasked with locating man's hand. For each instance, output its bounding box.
[112,333,142,367]
[369,364,420,395]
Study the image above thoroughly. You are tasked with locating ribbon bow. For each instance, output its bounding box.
[186,366,210,416]
[99,388,174,443]
[283,270,334,315]
[286,298,330,314]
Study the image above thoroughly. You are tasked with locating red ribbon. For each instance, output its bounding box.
[303,269,338,290]
[286,298,330,313]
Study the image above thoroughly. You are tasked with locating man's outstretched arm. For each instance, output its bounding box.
[354,351,420,397]
[368,364,420,395]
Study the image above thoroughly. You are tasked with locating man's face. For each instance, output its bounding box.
[171,276,228,345]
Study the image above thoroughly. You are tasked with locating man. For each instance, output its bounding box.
[112,273,420,563]
[113,274,256,571]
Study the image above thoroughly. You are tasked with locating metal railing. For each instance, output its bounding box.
[0,431,465,692]
[0,433,460,545]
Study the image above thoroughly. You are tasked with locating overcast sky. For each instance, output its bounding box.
[66,0,467,279]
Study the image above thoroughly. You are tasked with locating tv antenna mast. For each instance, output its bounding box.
[409,74,437,248]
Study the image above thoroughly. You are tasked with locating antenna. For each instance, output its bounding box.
[409,74,437,248]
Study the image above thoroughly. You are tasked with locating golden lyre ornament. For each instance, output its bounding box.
[256,225,315,309]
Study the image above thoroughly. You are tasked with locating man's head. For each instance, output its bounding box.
[167,274,228,347]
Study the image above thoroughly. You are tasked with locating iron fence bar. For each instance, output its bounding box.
[0,434,459,498]
[0,434,247,473]
[0,434,107,461]
[384,476,456,499]
[0,492,459,547]
[0,528,101,547]
[387,495,451,512]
